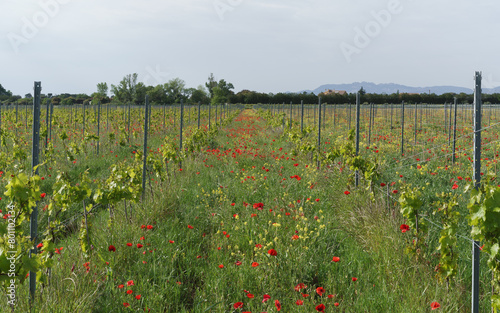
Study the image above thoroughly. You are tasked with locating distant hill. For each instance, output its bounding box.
[299,82,500,95]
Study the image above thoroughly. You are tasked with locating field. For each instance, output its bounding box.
[0,101,498,312]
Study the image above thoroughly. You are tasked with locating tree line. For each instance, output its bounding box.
[1,75,500,106]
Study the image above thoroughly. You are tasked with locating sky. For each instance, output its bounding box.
[1,0,499,97]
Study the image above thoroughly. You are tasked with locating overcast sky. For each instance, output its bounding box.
[1,0,499,97]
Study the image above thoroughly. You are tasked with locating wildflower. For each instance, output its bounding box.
[331,256,340,262]
[344,190,350,195]
[294,283,307,291]
[108,245,116,252]
[431,302,440,310]
[268,249,277,256]
[316,304,326,312]
[234,302,244,309]
[316,287,325,296]
[262,294,271,303]
[275,299,281,311]
[296,300,304,305]
[400,224,410,233]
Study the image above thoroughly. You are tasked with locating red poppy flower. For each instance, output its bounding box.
[37,242,43,249]
[352,277,358,282]
[344,190,350,195]
[275,299,281,311]
[452,183,458,190]
[235,261,242,266]
[118,284,124,289]
[126,243,132,247]
[400,224,410,233]
[123,303,130,307]
[251,262,259,267]
[218,264,224,268]
[334,302,340,307]
[316,287,325,296]
[430,302,440,310]
[392,190,398,194]
[262,294,271,303]
[380,182,386,187]
[332,256,340,262]
[127,280,134,286]
[246,293,254,299]
[253,202,264,210]
[40,193,46,198]
[315,304,326,312]
[137,244,143,248]
[188,225,194,229]
[327,294,334,299]
[126,290,133,295]
[108,245,116,252]
[233,302,244,309]
[296,300,304,305]
[294,283,307,291]
[268,249,277,256]
[146,225,153,230]
[169,240,174,243]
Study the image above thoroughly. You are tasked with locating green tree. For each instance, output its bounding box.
[134,82,151,104]
[205,73,217,98]
[211,79,234,105]
[165,78,186,103]
[97,82,108,96]
[147,84,168,104]
[111,73,138,103]
[190,85,209,103]
[51,97,61,105]
[0,84,11,96]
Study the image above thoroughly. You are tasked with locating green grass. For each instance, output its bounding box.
[0,106,495,312]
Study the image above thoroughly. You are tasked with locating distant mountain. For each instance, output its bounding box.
[299,82,500,95]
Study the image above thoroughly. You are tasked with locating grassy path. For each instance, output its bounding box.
[7,109,475,312]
